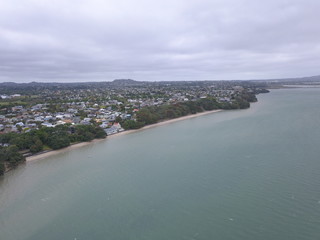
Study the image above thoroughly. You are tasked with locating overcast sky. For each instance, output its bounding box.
[0,0,319,82]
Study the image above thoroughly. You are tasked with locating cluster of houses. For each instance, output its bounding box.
[0,94,21,99]
[0,82,249,136]
[0,101,130,136]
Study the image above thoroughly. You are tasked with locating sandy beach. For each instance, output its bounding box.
[26,109,222,162]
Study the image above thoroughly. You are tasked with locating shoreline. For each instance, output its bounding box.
[26,109,222,162]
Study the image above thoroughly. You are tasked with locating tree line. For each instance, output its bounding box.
[121,93,256,129]
[0,124,106,175]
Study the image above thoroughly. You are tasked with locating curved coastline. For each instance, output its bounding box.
[26,109,222,162]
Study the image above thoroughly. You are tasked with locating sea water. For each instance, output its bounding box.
[1,88,320,240]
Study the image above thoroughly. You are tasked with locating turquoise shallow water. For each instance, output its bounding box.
[1,88,320,240]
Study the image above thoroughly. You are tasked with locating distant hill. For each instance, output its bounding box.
[254,75,320,83]
[1,75,320,93]
[112,79,137,84]
[111,79,145,86]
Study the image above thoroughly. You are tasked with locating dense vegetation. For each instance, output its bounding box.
[0,124,106,175]
[0,124,106,151]
[0,145,25,175]
[122,92,256,129]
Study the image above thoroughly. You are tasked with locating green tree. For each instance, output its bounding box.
[4,145,25,167]
[47,135,70,150]
[115,116,122,123]
[122,120,145,130]
[0,161,5,175]
[30,139,43,153]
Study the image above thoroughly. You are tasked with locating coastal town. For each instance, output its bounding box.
[0,79,268,134]
[0,79,269,174]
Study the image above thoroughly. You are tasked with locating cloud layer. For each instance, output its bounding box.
[1,0,320,82]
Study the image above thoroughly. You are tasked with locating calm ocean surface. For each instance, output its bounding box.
[1,88,320,240]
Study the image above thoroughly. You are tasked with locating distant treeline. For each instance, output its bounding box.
[0,125,106,175]
[121,92,257,130]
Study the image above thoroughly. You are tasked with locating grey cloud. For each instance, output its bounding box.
[0,0,319,82]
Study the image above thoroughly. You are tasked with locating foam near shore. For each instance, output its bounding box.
[26,109,222,162]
